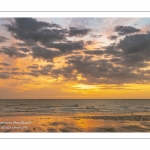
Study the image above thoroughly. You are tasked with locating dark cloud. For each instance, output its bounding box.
[67,57,113,79]
[21,71,39,77]
[2,18,150,85]
[52,56,110,82]
[27,64,38,70]
[52,66,76,79]
[112,49,150,69]
[85,41,95,45]
[11,71,21,75]
[108,35,118,40]
[0,72,10,79]
[37,64,52,75]
[103,44,122,57]
[4,18,87,60]
[115,26,141,35]
[110,57,122,63]
[1,46,28,58]
[0,63,10,66]
[101,32,150,69]
[11,68,20,71]
[31,46,62,60]
[15,42,28,47]
[24,64,53,77]
[102,33,150,70]
[68,27,91,37]
[144,70,150,74]
[0,36,8,43]
[1,40,84,60]
[84,50,104,55]
[117,33,150,55]
[5,18,67,44]
[50,54,150,84]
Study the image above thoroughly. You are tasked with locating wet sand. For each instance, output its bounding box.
[1,112,150,132]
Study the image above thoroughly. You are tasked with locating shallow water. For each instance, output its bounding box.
[1,99,150,132]
[1,114,150,132]
[0,99,150,116]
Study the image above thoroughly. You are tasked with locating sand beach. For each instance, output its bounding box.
[1,112,150,132]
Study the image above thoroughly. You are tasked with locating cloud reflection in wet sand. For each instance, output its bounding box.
[1,113,150,132]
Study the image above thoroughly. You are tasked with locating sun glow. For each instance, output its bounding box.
[72,84,99,90]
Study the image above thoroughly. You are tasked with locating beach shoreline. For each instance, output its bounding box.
[1,112,150,132]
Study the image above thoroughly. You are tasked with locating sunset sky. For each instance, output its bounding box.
[0,18,150,99]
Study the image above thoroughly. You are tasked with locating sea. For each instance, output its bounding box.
[0,99,150,116]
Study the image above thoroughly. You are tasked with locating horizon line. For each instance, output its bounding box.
[0,98,150,100]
